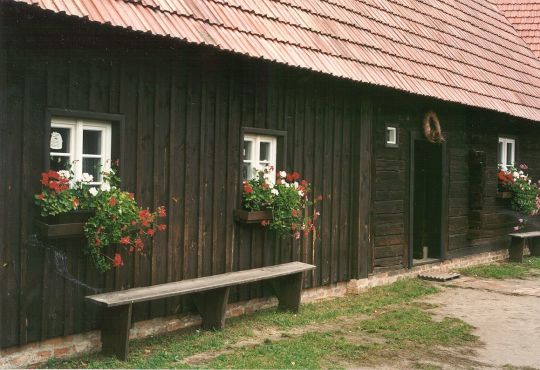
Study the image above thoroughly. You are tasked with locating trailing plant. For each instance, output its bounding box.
[242,167,321,239]
[498,164,540,231]
[35,162,167,271]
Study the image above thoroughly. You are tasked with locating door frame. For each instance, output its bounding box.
[408,130,449,268]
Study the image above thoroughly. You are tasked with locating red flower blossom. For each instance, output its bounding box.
[286,173,294,183]
[36,193,46,200]
[94,238,102,247]
[292,172,301,180]
[120,236,131,245]
[243,183,253,194]
[291,209,298,217]
[157,206,167,217]
[158,224,167,232]
[134,238,144,251]
[72,197,80,208]
[300,180,308,187]
[147,228,155,236]
[108,197,117,206]
[261,220,269,227]
[112,253,123,267]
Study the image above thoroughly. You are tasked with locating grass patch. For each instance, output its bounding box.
[44,278,449,369]
[206,307,477,369]
[459,257,540,280]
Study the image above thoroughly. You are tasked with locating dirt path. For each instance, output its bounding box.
[424,276,540,369]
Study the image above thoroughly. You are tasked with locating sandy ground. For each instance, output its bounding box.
[424,276,540,369]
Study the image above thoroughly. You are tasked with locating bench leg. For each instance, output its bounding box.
[101,303,132,360]
[509,237,525,263]
[529,238,540,257]
[271,272,304,312]
[194,287,230,330]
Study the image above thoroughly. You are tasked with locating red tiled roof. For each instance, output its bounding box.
[496,0,540,59]
[11,0,540,121]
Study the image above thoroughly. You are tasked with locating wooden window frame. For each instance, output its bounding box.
[241,127,287,180]
[45,108,125,179]
[498,136,517,170]
[385,125,399,148]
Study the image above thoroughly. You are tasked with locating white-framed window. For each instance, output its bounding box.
[243,134,277,181]
[498,137,515,171]
[50,117,112,185]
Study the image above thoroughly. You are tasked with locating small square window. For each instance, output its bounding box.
[50,117,112,185]
[242,134,277,181]
[385,126,398,148]
[498,137,516,171]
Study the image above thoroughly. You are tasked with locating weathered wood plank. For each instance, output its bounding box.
[87,262,315,307]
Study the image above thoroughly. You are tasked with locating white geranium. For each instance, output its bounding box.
[293,181,299,189]
[271,188,279,196]
[513,171,519,178]
[81,173,94,183]
[88,187,98,196]
[58,170,71,179]
[100,182,111,192]
[279,170,287,178]
[298,190,304,197]
[268,182,274,189]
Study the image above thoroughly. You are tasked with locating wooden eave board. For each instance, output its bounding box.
[86,262,316,307]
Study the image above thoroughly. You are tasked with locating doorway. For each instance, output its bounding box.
[409,132,448,267]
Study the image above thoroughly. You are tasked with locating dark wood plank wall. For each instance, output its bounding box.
[372,94,540,271]
[0,6,367,348]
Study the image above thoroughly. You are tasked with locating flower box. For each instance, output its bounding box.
[234,209,273,224]
[35,210,93,239]
[496,191,512,199]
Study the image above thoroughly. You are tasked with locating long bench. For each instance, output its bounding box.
[508,231,540,262]
[86,261,316,360]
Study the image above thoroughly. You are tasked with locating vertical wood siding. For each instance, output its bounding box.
[0,8,367,348]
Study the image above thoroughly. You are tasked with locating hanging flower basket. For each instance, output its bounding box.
[234,209,273,224]
[36,210,93,239]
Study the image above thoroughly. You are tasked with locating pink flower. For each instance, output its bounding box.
[514,226,520,231]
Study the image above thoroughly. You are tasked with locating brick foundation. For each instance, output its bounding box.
[0,249,508,368]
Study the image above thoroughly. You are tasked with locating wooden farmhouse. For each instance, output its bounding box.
[1,0,540,362]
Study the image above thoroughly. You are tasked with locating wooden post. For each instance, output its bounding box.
[193,287,230,330]
[508,237,525,263]
[271,272,303,312]
[529,238,540,257]
[101,303,132,360]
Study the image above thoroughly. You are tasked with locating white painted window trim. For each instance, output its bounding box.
[50,117,112,185]
[498,136,515,171]
[243,134,277,181]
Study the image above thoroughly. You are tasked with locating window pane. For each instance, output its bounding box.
[83,130,102,155]
[507,143,513,166]
[498,141,504,165]
[260,142,270,162]
[50,155,71,171]
[50,127,70,153]
[83,158,102,182]
[243,140,253,161]
[243,163,252,180]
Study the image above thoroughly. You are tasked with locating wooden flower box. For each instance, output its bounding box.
[496,191,512,199]
[234,209,273,224]
[35,210,93,239]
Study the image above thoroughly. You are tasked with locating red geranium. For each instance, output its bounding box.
[119,236,130,245]
[108,197,117,206]
[243,183,253,194]
[112,253,123,267]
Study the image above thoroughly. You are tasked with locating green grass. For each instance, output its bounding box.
[44,278,476,369]
[459,256,540,280]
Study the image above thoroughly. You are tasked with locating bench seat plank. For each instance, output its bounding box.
[87,262,315,307]
[509,231,540,238]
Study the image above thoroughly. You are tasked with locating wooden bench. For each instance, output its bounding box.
[86,261,316,360]
[508,231,540,262]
